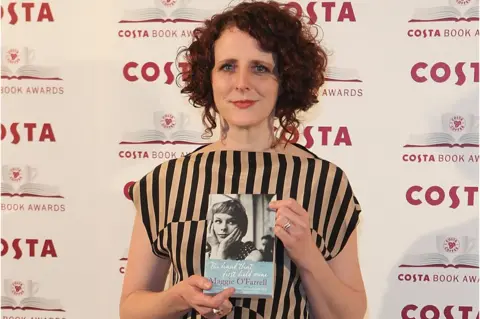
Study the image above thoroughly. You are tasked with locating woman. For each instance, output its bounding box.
[120,1,367,319]
[206,199,263,261]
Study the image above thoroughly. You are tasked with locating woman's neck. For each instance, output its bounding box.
[217,120,283,152]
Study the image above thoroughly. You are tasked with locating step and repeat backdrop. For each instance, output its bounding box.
[1,0,479,318]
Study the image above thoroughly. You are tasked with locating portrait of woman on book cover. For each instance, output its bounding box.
[120,1,367,319]
[205,194,276,262]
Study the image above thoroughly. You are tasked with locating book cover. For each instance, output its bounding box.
[203,193,276,298]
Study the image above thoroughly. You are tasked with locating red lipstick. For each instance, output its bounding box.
[232,100,256,109]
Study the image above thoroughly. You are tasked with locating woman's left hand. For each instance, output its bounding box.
[269,198,317,267]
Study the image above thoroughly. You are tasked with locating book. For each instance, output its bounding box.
[409,5,479,22]
[1,64,62,81]
[1,295,65,312]
[325,67,362,83]
[399,253,479,269]
[1,182,63,198]
[203,194,276,298]
[119,7,212,23]
[120,129,208,145]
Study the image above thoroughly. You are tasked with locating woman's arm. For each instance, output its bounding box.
[297,229,367,319]
[119,213,190,319]
[120,214,236,319]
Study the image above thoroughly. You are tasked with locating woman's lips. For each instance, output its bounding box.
[232,100,256,109]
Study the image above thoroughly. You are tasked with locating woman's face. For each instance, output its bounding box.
[211,26,280,129]
[213,213,239,240]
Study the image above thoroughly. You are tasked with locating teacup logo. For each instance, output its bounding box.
[11,281,24,296]
[3,165,37,187]
[6,49,20,64]
[449,116,466,132]
[443,237,460,253]
[455,0,472,5]
[161,114,176,129]
[161,0,176,6]
[9,167,22,182]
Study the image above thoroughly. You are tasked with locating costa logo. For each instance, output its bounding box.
[398,273,479,283]
[401,304,479,319]
[1,238,58,259]
[277,125,352,149]
[0,122,56,144]
[1,2,54,25]
[2,279,66,312]
[406,185,478,209]
[411,62,479,86]
[282,1,356,23]
[123,61,189,84]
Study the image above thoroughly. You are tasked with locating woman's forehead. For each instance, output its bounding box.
[214,27,274,63]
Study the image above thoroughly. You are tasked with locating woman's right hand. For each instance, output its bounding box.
[171,275,235,318]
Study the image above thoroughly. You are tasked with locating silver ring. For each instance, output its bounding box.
[283,221,292,231]
[213,308,222,315]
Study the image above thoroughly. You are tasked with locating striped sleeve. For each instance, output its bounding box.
[128,165,169,259]
[324,166,362,260]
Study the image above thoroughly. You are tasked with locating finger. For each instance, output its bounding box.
[276,207,308,229]
[274,225,293,247]
[270,198,306,216]
[234,229,242,241]
[195,287,235,309]
[188,275,212,290]
[211,287,235,305]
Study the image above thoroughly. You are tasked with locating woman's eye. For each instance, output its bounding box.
[220,63,234,71]
[254,64,269,73]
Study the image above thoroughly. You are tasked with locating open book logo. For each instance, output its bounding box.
[1,165,64,198]
[404,113,479,148]
[119,0,213,23]
[1,46,62,81]
[1,279,65,312]
[409,0,479,22]
[325,67,362,83]
[120,111,210,145]
[399,235,478,269]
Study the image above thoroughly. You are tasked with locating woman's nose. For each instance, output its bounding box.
[235,68,251,91]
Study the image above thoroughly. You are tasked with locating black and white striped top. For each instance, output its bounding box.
[129,144,361,319]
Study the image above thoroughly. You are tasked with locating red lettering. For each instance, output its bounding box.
[24,122,36,141]
[334,126,352,145]
[401,304,417,319]
[1,2,53,25]
[283,1,356,24]
[412,62,478,85]
[124,181,135,200]
[37,2,54,22]
[317,126,332,145]
[430,62,451,83]
[39,123,56,142]
[425,186,445,206]
[406,186,422,205]
[22,2,34,21]
[1,238,8,256]
[465,186,479,206]
[41,239,57,257]
[26,238,38,257]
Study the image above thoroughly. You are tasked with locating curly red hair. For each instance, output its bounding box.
[177,0,328,140]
